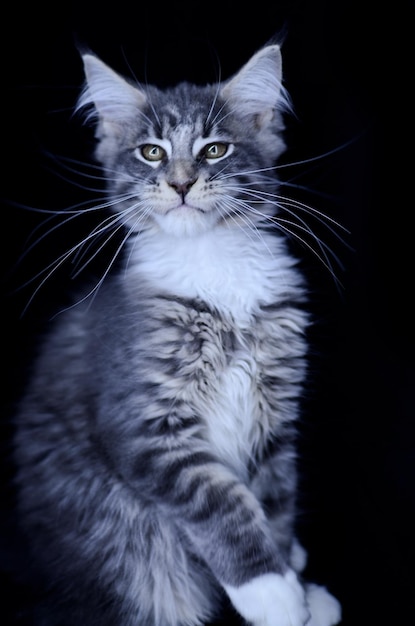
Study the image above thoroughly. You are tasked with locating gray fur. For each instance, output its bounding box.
[13,44,341,625]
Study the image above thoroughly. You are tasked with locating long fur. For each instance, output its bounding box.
[13,44,342,626]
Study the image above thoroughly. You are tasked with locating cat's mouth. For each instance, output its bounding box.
[168,202,206,214]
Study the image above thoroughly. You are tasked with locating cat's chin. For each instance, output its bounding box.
[153,206,220,237]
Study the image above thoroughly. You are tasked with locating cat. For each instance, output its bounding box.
[12,42,343,626]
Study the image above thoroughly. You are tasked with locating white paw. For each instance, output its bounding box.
[305,583,342,626]
[224,570,310,626]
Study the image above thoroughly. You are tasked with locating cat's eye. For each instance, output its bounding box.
[140,144,166,162]
[203,142,229,159]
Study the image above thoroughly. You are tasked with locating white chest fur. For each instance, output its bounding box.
[129,226,296,325]
[127,226,302,475]
[204,348,261,476]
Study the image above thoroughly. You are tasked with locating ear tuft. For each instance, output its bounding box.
[76,54,147,126]
[220,45,291,126]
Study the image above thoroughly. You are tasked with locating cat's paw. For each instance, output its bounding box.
[305,583,342,626]
[224,569,310,626]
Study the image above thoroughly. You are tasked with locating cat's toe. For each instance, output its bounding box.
[305,583,342,626]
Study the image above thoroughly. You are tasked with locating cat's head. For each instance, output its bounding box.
[77,45,291,237]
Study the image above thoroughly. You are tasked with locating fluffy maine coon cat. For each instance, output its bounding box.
[12,43,342,626]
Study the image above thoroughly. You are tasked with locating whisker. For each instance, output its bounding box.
[52,231,131,318]
[236,186,349,237]
[276,215,344,277]
[16,192,139,263]
[70,198,152,277]
[16,195,143,310]
[41,147,110,178]
[272,218,344,288]
[218,197,275,258]
[122,205,154,272]
[40,152,144,193]
[20,242,88,316]
[275,133,364,170]
[204,70,222,130]
[212,164,278,181]
[56,204,153,317]
[222,181,350,246]
[218,186,347,286]
[69,212,131,278]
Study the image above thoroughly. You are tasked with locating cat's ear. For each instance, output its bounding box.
[220,45,290,129]
[77,54,147,135]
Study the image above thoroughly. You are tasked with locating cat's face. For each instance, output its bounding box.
[103,86,248,237]
[133,129,234,237]
[78,46,288,238]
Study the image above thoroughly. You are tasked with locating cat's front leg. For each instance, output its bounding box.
[224,569,310,626]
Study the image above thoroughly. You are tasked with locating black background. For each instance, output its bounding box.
[1,2,413,625]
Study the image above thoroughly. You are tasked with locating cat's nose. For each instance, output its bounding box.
[169,178,197,199]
